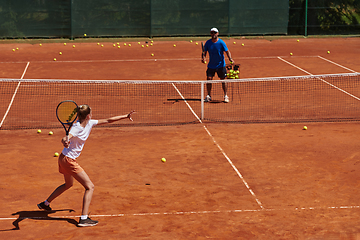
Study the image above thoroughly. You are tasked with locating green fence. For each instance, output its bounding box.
[289,0,360,35]
[0,0,359,39]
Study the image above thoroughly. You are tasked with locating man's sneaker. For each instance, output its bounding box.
[204,95,211,102]
[224,95,229,103]
[37,201,52,211]
[78,217,98,227]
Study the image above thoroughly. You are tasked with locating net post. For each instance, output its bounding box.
[201,81,204,120]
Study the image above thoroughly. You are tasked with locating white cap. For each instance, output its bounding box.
[210,28,219,33]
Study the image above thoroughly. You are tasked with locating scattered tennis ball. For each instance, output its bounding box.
[128,44,131,47]
[241,43,244,46]
[53,58,57,61]
[151,53,154,56]
[141,45,144,48]
[233,42,236,44]
[113,44,116,47]
[327,51,330,54]
[101,44,104,47]
[117,43,120,45]
[84,33,87,37]
[49,131,53,135]
[150,43,153,46]
[16,47,19,50]
[190,40,193,43]
[297,39,300,42]
[146,44,149,47]
[138,42,141,44]
[64,43,67,46]
[290,53,293,56]
[124,43,127,46]
[12,49,15,52]
[303,126,308,130]
[37,129,41,133]
[72,45,75,48]
[39,44,42,46]
[161,158,166,163]
[54,152,59,157]
[195,42,198,45]
[97,43,100,45]
[204,61,207,64]
[59,52,62,55]
[151,40,154,43]
[173,44,176,47]
[118,46,120,48]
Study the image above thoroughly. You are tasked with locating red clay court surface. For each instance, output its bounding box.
[1,37,360,239]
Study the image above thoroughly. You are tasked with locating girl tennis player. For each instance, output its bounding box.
[38,105,135,227]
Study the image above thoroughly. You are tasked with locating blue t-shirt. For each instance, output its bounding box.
[204,38,228,69]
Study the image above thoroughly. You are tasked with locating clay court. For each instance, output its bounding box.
[1,37,360,239]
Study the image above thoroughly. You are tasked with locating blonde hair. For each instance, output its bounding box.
[77,104,91,122]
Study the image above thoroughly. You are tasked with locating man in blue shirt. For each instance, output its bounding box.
[202,27,234,103]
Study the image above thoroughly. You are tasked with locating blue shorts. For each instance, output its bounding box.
[206,67,227,79]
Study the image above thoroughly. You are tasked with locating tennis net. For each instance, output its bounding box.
[1,73,360,130]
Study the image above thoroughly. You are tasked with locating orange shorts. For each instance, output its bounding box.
[58,153,84,175]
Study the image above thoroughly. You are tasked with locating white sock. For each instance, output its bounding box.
[44,200,50,206]
[81,215,88,220]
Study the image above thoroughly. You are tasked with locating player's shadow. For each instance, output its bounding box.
[0,209,78,231]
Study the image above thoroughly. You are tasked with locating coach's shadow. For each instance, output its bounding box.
[0,209,78,231]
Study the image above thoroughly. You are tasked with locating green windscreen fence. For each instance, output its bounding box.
[0,0,289,38]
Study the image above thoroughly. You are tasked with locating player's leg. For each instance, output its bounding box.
[206,68,215,102]
[73,170,98,227]
[218,67,229,103]
[38,174,74,211]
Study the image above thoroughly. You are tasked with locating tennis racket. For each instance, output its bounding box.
[56,100,78,145]
[201,42,206,64]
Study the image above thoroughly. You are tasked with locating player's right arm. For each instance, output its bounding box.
[61,134,73,148]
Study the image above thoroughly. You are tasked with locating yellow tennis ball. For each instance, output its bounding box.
[49,131,53,135]
[59,52,62,55]
[161,158,166,163]
[327,51,330,54]
[16,47,19,50]
[53,58,57,61]
[54,152,59,157]
[195,42,198,45]
[297,39,300,42]
[113,44,116,47]
[173,44,176,47]
[97,43,100,45]
[290,53,293,56]
[303,126,307,130]
[151,53,154,56]
[12,49,15,52]
[118,46,120,48]
[64,43,67,46]
[128,44,131,47]
[101,44,104,47]
[37,129,41,133]
[72,45,75,48]
[241,43,244,46]
[190,40,193,43]
[124,43,127,46]
[39,43,42,46]
[233,42,236,44]
[84,33,87,37]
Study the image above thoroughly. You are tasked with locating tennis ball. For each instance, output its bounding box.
[150,43,153,46]
[290,53,293,56]
[303,126,307,130]
[124,43,127,46]
[190,40,193,43]
[101,44,104,47]
[151,53,154,56]
[233,42,236,44]
[117,42,119,45]
[327,51,330,54]
[12,49,15,52]
[49,131,53,135]
[59,52,62,55]
[54,152,59,157]
[53,58,57,61]
[37,129,41,133]
[64,43,67,46]
[173,44,176,47]
[16,47,19,50]
[195,42,198,45]
[138,42,141,44]
[118,46,120,48]
[97,43,100,45]
[39,44,42,46]
[241,43,244,46]
[84,33,87,37]
[142,45,144,47]
[161,158,166,163]
[128,44,131,47]
[297,39,300,42]
[204,61,207,64]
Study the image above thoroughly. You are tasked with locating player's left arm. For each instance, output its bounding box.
[225,50,234,64]
[97,110,136,125]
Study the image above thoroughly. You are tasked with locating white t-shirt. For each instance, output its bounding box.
[62,119,98,159]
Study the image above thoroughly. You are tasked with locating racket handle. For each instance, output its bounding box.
[66,134,69,148]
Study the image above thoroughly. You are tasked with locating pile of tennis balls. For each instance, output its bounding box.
[227,69,240,79]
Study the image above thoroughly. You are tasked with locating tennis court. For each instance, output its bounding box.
[1,37,360,239]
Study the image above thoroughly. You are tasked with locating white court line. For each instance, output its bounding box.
[317,56,358,73]
[0,62,30,129]
[277,57,360,101]
[1,205,359,221]
[171,83,264,209]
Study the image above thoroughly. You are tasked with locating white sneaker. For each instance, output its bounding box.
[204,95,211,102]
[224,95,229,103]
